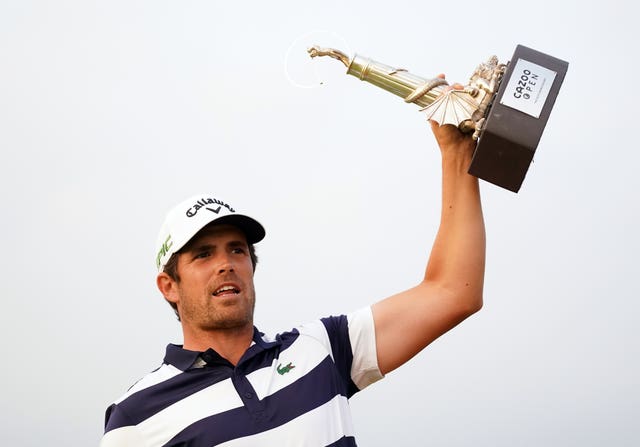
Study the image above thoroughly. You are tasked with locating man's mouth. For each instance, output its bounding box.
[212,285,240,297]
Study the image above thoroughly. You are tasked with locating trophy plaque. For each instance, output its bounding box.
[308,44,568,192]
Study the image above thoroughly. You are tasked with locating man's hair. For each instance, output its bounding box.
[162,244,259,321]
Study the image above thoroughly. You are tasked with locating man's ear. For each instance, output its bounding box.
[157,272,179,305]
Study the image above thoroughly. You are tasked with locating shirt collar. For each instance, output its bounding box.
[163,326,282,371]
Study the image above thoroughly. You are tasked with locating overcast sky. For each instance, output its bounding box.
[1,1,638,446]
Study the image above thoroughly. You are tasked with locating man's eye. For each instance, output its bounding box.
[232,248,246,254]
[195,251,211,259]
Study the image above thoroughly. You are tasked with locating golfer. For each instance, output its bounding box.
[101,118,485,446]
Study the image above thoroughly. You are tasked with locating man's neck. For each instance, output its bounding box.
[182,324,254,366]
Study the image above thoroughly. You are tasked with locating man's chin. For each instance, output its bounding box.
[202,315,254,331]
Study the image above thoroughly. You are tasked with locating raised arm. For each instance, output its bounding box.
[371,118,486,375]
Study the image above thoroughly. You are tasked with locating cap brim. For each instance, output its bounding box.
[208,214,266,244]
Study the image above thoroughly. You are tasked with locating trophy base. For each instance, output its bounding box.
[469,45,569,192]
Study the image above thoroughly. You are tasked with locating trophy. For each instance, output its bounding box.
[308,45,568,192]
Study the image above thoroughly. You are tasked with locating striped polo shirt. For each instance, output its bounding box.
[101,306,383,446]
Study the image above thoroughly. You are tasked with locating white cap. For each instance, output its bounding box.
[155,194,265,272]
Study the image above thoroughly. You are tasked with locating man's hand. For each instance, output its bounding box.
[430,120,476,159]
[428,75,477,158]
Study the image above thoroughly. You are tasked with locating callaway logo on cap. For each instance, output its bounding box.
[155,195,265,272]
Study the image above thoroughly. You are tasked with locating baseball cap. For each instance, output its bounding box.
[155,194,265,272]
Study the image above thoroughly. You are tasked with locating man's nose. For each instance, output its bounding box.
[216,255,235,274]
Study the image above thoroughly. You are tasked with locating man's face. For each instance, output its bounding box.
[170,224,256,333]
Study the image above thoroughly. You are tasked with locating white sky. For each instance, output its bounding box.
[1,1,638,445]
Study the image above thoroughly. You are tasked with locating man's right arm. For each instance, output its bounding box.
[371,119,485,375]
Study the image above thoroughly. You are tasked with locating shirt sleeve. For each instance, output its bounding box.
[101,403,147,447]
[346,306,384,390]
[318,306,383,395]
[100,425,147,447]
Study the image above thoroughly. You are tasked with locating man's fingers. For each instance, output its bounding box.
[434,74,464,91]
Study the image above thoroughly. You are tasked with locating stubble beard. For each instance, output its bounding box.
[178,281,256,332]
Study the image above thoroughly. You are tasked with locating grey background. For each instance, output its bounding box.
[1,0,638,445]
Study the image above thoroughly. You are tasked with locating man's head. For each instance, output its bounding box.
[154,195,265,324]
[155,195,265,273]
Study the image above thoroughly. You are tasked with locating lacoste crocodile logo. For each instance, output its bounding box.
[277,362,296,375]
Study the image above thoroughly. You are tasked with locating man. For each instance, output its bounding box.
[101,118,485,446]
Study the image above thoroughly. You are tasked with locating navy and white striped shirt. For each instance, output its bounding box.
[101,307,383,446]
